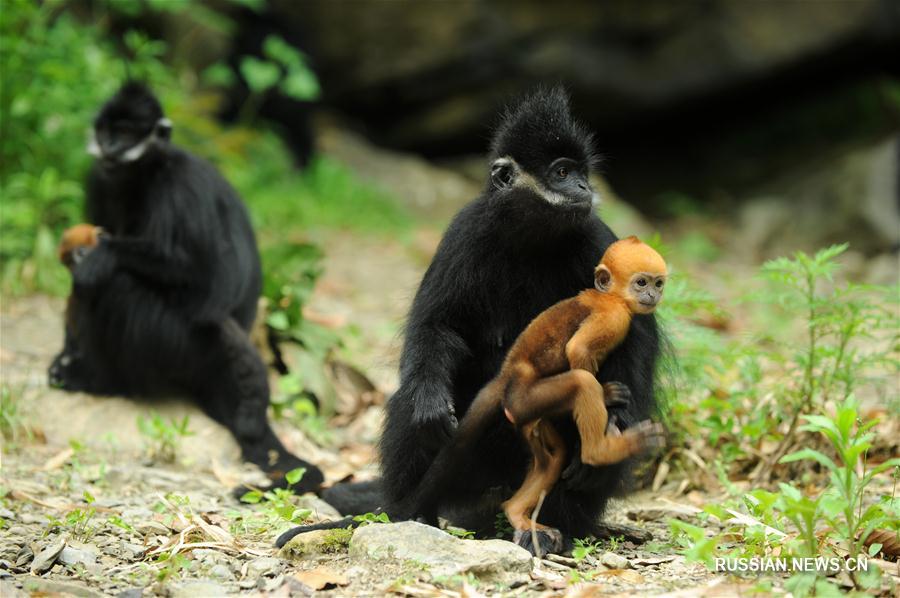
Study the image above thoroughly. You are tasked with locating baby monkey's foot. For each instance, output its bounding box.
[625,420,667,454]
[513,527,564,557]
[601,381,632,408]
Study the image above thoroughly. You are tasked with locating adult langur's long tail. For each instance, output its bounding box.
[275,383,505,548]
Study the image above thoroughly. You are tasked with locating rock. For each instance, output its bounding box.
[120,541,146,560]
[30,536,66,574]
[116,589,144,598]
[246,556,284,578]
[58,542,98,567]
[170,581,228,598]
[135,520,170,536]
[257,573,285,592]
[627,504,698,523]
[736,138,900,259]
[22,578,104,598]
[0,508,16,520]
[279,528,353,560]
[14,544,32,568]
[348,521,532,582]
[600,551,631,570]
[244,1,895,155]
[317,126,480,220]
[6,526,27,537]
[209,563,235,581]
[0,580,27,598]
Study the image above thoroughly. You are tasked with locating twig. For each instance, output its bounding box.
[530,490,547,559]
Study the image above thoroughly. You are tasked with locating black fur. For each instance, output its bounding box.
[48,83,323,493]
[283,86,660,546]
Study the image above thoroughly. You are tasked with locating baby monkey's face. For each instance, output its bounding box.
[593,236,668,315]
[627,271,666,314]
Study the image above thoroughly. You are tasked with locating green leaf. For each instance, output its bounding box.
[240,490,262,504]
[281,70,320,101]
[868,543,883,556]
[239,57,280,93]
[285,467,306,486]
[202,63,236,87]
[83,490,95,504]
[266,311,290,331]
[263,35,303,68]
[780,448,837,472]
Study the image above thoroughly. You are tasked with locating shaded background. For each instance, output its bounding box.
[88,0,900,256]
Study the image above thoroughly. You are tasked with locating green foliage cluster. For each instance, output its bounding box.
[664,244,899,595]
[231,469,312,536]
[659,244,898,473]
[46,490,98,542]
[136,412,194,463]
[672,398,898,595]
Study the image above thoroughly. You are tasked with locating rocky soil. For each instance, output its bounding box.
[0,228,889,597]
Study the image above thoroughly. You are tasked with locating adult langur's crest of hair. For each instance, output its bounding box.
[489,86,601,175]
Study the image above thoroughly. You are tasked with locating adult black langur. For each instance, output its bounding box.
[48,82,324,493]
[276,86,661,550]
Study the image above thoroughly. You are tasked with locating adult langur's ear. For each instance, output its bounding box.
[594,265,612,292]
[155,118,173,141]
[490,159,514,190]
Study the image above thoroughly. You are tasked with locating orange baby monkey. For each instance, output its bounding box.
[400,236,667,555]
[59,224,104,269]
[58,224,104,337]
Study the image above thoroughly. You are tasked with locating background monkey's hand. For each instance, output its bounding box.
[411,392,458,451]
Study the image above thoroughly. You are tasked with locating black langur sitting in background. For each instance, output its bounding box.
[277,87,661,551]
[48,82,324,493]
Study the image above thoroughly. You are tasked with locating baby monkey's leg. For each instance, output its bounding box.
[503,370,663,467]
[579,381,665,465]
[503,420,566,555]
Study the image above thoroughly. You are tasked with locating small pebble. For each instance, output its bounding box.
[600,551,631,569]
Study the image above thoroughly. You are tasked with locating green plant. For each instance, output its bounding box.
[47,491,98,541]
[492,512,514,539]
[154,552,192,583]
[674,398,898,595]
[239,468,313,529]
[571,537,604,562]
[445,526,475,540]
[353,511,391,525]
[136,412,193,463]
[0,385,33,447]
[662,244,898,481]
[778,398,899,591]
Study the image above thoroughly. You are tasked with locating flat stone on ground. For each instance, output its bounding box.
[348,521,532,583]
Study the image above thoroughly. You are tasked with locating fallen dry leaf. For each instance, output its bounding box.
[294,568,349,590]
[41,447,74,471]
[863,529,900,560]
[596,569,645,584]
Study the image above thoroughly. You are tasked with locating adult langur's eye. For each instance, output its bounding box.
[656,280,664,288]
[637,278,647,287]
[557,167,568,179]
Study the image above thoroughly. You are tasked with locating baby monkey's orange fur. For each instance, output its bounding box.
[469,237,667,546]
[59,224,104,334]
[59,224,103,270]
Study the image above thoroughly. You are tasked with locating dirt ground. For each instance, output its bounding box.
[0,231,789,597]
